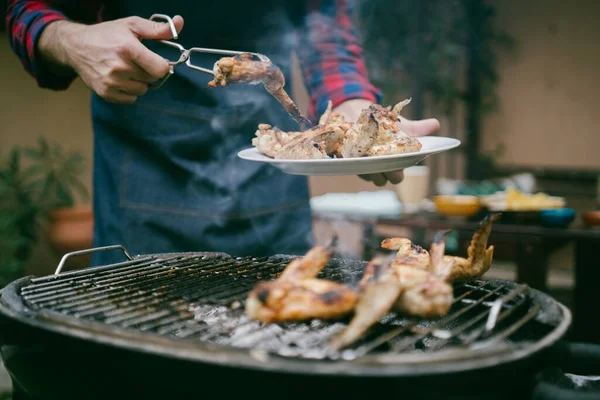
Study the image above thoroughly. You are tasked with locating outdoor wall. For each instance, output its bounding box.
[482,0,600,169]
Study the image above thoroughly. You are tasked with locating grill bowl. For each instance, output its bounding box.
[0,250,572,399]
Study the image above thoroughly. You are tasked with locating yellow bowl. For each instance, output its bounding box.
[433,195,481,217]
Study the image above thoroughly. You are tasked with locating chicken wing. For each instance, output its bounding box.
[278,238,337,281]
[392,276,453,319]
[381,237,430,270]
[340,99,422,158]
[245,238,356,323]
[330,256,401,351]
[274,124,348,160]
[251,96,424,159]
[443,213,501,283]
[366,101,423,157]
[208,53,284,90]
[339,106,379,158]
[245,279,359,323]
[252,124,303,158]
[331,232,454,350]
[391,231,454,319]
[383,214,500,284]
[208,53,311,128]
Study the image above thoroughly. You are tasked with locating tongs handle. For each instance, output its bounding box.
[147,14,185,89]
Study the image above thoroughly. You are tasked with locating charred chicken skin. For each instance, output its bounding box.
[245,279,358,323]
[245,238,359,323]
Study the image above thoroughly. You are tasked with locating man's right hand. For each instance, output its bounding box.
[39,16,185,104]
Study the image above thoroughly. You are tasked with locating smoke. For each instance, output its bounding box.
[313,215,374,261]
[177,4,383,262]
[236,5,384,263]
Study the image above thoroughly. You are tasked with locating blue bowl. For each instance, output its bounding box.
[539,208,576,228]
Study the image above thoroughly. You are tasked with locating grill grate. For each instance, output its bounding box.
[20,253,541,361]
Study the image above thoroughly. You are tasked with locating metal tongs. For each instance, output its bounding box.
[148,14,272,89]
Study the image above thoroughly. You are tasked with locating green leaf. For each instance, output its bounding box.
[38,136,49,154]
[21,165,44,181]
[55,179,74,207]
[67,174,90,199]
[9,147,20,174]
[22,147,42,160]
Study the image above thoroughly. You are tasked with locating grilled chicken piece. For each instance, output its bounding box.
[443,213,501,283]
[245,279,358,323]
[274,124,348,159]
[429,230,455,279]
[366,100,422,157]
[267,87,312,129]
[391,231,454,319]
[252,124,303,158]
[383,214,500,284]
[251,98,423,159]
[340,107,379,158]
[331,232,454,350]
[319,101,351,127]
[245,238,354,323]
[330,256,401,350]
[340,99,422,158]
[208,53,311,128]
[381,237,430,270]
[252,101,350,159]
[208,53,284,90]
[278,238,337,281]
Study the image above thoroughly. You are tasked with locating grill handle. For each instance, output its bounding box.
[55,245,134,274]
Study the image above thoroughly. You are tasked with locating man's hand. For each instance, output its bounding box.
[38,16,185,104]
[332,99,440,187]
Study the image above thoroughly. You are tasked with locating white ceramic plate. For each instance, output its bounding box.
[237,136,461,176]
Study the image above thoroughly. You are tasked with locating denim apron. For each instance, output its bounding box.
[89,1,313,266]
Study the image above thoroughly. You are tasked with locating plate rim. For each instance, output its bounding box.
[237,136,461,164]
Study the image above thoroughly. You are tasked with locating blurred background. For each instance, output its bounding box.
[1,0,599,339]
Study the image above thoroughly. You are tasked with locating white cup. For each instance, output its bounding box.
[394,166,430,213]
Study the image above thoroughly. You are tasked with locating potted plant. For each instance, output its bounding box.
[0,147,41,287]
[0,138,93,282]
[22,137,93,260]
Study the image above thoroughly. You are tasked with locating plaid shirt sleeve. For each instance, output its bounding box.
[296,0,382,120]
[5,0,103,90]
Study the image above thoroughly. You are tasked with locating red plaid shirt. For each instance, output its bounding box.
[6,0,381,117]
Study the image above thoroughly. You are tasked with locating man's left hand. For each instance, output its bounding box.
[332,99,440,187]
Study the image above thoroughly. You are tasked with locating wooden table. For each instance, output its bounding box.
[313,211,600,343]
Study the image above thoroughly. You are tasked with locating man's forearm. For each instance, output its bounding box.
[37,20,83,76]
[6,0,103,90]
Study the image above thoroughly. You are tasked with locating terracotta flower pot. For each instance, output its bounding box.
[47,205,94,269]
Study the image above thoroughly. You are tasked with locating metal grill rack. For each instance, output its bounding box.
[21,250,541,361]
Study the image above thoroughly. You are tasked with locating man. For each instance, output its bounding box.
[7,0,440,266]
